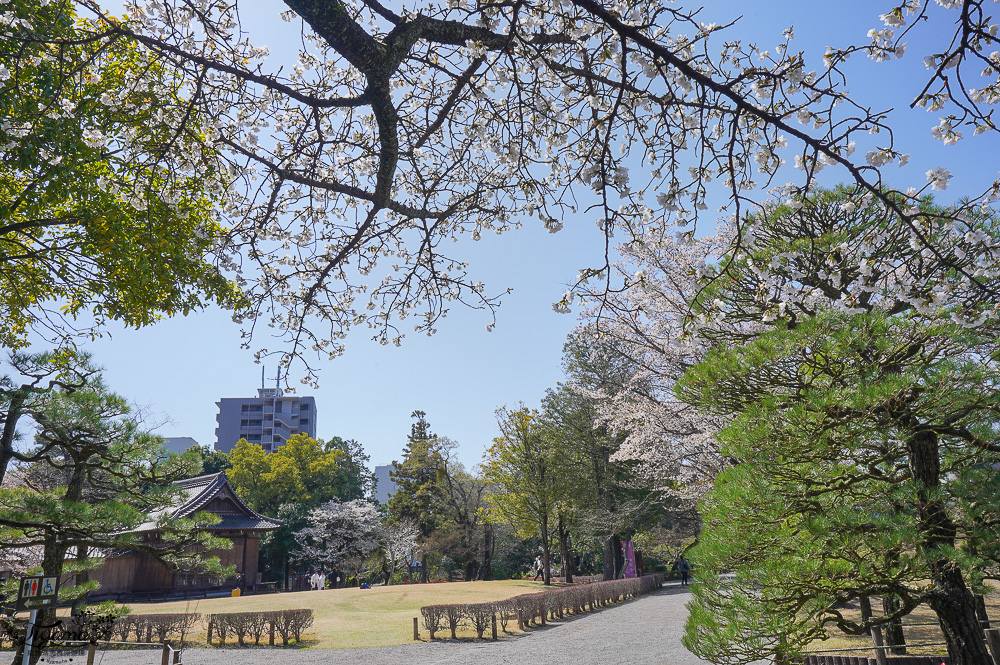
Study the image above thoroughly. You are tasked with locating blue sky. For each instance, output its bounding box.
[55,0,1000,472]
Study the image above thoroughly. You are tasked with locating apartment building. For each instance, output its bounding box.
[214,388,317,454]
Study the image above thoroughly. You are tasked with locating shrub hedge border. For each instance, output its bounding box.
[420,574,665,640]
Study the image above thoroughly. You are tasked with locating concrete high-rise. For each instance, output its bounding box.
[215,388,317,454]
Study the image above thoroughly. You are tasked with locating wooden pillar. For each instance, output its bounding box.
[160,640,170,665]
[241,534,248,585]
[870,626,888,665]
[492,615,497,640]
[412,617,419,641]
[984,628,1000,665]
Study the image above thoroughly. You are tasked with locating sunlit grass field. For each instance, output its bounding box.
[802,583,1000,659]
[126,580,555,649]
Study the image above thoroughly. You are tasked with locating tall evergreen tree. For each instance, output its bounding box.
[388,411,443,582]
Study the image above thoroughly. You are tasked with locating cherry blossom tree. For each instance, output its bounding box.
[376,518,419,584]
[5,0,998,379]
[572,229,732,501]
[293,498,380,582]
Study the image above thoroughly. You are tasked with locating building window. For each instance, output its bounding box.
[240,419,249,427]
[300,403,309,411]
[175,572,197,587]
[299,419,309,426]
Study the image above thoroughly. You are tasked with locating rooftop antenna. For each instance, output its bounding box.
[261,365,265,392]
[276,366,282,395]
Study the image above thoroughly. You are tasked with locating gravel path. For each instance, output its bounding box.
[72,582,712,665]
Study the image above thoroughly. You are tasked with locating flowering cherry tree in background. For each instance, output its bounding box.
[376,518,419,584]
[573,229,733,502]
[293,498,380,582]
[4,0,999,380]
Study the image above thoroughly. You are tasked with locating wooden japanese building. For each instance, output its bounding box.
[89,472,281,598]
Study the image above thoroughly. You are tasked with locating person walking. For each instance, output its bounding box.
[310,570,321,590]
[532,555,544,581]
[677,555,691,586]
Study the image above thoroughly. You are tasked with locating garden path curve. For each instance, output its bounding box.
[87,583,711,665]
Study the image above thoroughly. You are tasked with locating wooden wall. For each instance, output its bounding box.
[87,533,264,594]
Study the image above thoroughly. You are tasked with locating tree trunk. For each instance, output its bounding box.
[71,545,89,615]
[15,531,68,665]
[557,514,573,583]
[907,430,991,665]
[603,534,623,581]
[540,514,551,585]
[480,523,494,581]
[420,553,428,583]
[883,593,907,655]
[0,388,27,487]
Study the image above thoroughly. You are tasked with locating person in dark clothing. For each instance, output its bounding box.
[677,555,691,586]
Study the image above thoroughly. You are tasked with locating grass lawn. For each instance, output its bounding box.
[125,580,554,649]
[803,583,1000,658]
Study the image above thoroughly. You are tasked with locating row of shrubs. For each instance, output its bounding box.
[420,574,665,639]
[59,610,313,647]
[565,574,602,585]
[109,613,201,643]
[206,609,314,646]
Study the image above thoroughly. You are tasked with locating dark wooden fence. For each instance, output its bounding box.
[799,656,949,665]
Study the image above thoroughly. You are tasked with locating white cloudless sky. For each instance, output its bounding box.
[47,0,1000,471]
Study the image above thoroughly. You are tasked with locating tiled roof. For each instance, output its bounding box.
[135,472,282,533]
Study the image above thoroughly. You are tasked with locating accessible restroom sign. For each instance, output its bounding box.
[16,576,58,612]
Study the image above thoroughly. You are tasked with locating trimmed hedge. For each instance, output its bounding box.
[206,609,314,646]
[111,614,200,643]
[419,574,664,640]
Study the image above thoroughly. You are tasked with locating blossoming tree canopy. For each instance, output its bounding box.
[0,0,242,351]
[5,0,999,377]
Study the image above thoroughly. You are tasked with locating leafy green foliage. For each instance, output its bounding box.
[680,189,1000,664]
[227,433,374,584]
[0,0,242,350]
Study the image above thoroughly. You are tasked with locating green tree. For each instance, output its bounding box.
[545,336,674,581]
[0,351,96,488]
[678,189,1000,665]
[227,433,374,587]
[324,437,375,501]
[388,411,443,583]
[2,368,227,663]
[175,445,231,479]
[229,434,350,513]
[433,440,490,581]
[483,406,563,585]
[0,0,242,351]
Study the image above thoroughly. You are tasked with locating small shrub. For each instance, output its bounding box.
[466,603,494,639]
[443,604,465,639]
[287,609,314,642]
[421,605,446,639]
